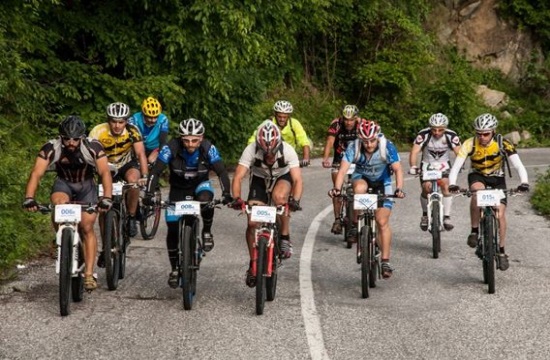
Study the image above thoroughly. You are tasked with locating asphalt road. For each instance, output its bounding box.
[1,148,550,360]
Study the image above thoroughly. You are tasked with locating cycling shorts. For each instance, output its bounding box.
[468,172,507,206]
[351,176,394,210]
[51,178,98,203]
[247,173,292,204]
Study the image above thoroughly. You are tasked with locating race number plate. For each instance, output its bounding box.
[173,201,201,215]
[54,204,82,223]
[250,206,277,224]
[98,182,124,196]
[354,194,378,210]
[476,189,504,207]
[422,170,442,181]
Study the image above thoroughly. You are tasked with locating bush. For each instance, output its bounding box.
[531,168,550,216]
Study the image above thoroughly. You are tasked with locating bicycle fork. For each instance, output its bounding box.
[55,225,83,276]
[252,229,275,278]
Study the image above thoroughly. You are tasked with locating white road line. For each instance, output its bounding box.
[300,205,333,360]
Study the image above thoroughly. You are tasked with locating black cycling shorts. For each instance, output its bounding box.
[114,160,140,182]
[248,173,292,204]
[468,172,507,205]
[51,178,98,203]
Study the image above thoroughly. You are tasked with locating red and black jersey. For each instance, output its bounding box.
[327,117,358,157]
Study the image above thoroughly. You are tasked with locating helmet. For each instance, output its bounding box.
[179,118,205,136]
[256,120,282,154]
[141,97,162,117]
[428,113,449,127]
[273,100,293,114]
[357,119,380,140]
[473,113,498,131]
[106,102,130,119]
[342,105,359,119]
[59,116,86,138]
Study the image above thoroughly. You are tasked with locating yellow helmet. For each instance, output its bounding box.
[141,97,162,117]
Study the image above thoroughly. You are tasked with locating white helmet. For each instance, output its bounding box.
[273,100,293,114]
[342,105,359,119]
[106,102,130,119]
[256,120,282,154]
[429,113,449,127]
[179,118,205,136]
[473,113,498,131]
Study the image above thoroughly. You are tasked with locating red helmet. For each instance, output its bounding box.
[357,119,380,140]
[256,120,282,154]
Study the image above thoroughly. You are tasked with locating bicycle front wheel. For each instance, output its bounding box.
[483,215,496,294]
[118,204,129,280]
[104,209,121,290]
[180,222,196,310]
[71,242,85,302]
[431,200,441,259]
[266,232,279,301]
[360,226,370,299]
[59,227,74,316]
[256,236,268,315]
[139,192,161,240]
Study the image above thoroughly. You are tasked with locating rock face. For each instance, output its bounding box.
[432,0,542,81]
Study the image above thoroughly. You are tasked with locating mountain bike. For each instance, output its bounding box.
[244,202,287,315]
[139,188,162,240]
[99,181,140,290]
[37,203,96,316]
[457,188,518,294]
[163,198,221,310]
[419,162,448,259]
[354,193,398,299]
[338,163,356,249]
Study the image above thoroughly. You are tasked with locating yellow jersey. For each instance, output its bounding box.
[89,123,142,168]
[457,135,516,176]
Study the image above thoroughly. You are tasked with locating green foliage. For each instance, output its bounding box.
[531,168,550,216]
[499,0,550,49]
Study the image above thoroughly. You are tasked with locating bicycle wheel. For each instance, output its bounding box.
[71,242,84,302]
[59,227,73,317]
[180,221,196,310]
[255,236,268,315]
[104,209,121,290]
[431,200,441,259]
[369,232,378,288]
[360,226,370,299]
[139,191,161,240]
[345,195,354,249]
[118,204,128,280]
[484,215,496,294]
[266,230,279,301]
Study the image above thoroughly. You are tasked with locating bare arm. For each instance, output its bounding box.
[25,157,50,198]
[133,141,149,177]
[231,164,249,200]
[95,156,113,199]
[322,136,336,167]
[333,160,351,191]
[289,167,303,200]
[408,143,422,168]
[391,161,404,190]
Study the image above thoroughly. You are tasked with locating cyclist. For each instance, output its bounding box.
[128,96,169,166]
[448,113,529,271]
[89,102,149,239]
[409,113,461,231]
[231,120,303,287]
[23,116,113,291]
[143,118,232,288]
[328,120,405,279]
[248,100,311,167]
[322,105,360,234]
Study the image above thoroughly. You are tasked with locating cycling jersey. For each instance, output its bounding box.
[238,141,300,179]
[38,139,105,183]
[413,128,460,164]
[89,123,142,169]
[128,112,169,152]
[327,117,358,159]
[457,136,516,177]
[247,117,310,150]
[343,138,400,186]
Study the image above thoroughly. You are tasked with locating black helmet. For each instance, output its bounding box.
[59,116,86,138]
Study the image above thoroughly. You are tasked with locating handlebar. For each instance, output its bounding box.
[36,203,98,214]
[453,188,522,197]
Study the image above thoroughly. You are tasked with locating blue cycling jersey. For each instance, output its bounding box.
[157,142,222,174]
[128,112,169,152]
[343,139,400,186]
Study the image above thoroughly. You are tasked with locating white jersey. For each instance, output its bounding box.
[413,128,460,165]
[238,141,300,179]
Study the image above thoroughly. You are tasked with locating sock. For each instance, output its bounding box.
[381,258,389,263]
[280,234,290,241]
[471,227,479,234]
[443,195,452,217]
[499,247,505,254]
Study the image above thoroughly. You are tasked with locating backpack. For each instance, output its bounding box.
[167,138,213,174]
[467,133,512,177]
[253,143,286,168]
[47,137,97,171]
[352,134,388,163]
[420,131,456,151]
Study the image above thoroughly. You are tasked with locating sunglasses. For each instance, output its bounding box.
[476,132,492,138]
[61,136,81,142]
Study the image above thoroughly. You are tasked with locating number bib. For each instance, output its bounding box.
[98,182,124,196]
[353,194,378,210]
[250,206,277,224]
[476,189,504,207]
[170,201,201,215]
[54,204,82,223]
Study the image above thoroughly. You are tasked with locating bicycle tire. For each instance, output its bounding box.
[59,227,73,317]
[484,214,496,294]
[431,200,441,259]
[360,226,370,299]
[266,230,279,301]
[71,242,84,302]
[345,195,354,249]
[180,221,195,310]
[118,203,128,280]
[369,226,378,289]
[104,209,121,290]
[255,236,268,315]
[139,191,161,239]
